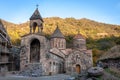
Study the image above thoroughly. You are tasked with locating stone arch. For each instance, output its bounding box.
[59,62,64,73]
[30,38,40,63]
[32,22,38,33]
[30,20,43,33]
[76,64,81,74]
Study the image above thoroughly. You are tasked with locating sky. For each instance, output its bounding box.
[0,0,120,25]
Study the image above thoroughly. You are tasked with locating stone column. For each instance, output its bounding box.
[38,25,40,33]
[30,26,32,33]
[41,27,43,34]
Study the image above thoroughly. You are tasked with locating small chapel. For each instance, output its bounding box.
[20,7,93,76]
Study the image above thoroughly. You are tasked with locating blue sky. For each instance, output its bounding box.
[0,0,120,25]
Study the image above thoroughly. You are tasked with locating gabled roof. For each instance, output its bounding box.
[50,26,65,38]
[30,8,43,22]
[49,48,65,58]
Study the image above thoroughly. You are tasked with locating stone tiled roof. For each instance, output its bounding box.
[61,49,72,55]
[49,48,65,58]
[99,45,120,60]
[73,33,85,39]
[50,26,65,38]
[30,8,43,22]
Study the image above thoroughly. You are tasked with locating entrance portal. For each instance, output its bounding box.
[30,39,40,63]
[76,64,81,74]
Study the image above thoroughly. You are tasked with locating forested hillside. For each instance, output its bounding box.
[1,17,120,65]
[2,17,120,45]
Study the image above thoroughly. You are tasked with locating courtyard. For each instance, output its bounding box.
[0,74,71,80]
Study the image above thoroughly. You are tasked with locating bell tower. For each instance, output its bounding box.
[29,6,44,34]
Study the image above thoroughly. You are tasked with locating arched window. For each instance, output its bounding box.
[32,22,38,33]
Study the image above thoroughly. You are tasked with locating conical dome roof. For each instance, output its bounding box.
[73,33,85,39]
[30,8,43,22]
[50,26,65,38]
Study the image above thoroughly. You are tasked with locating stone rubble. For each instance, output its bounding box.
[19,63,44,77]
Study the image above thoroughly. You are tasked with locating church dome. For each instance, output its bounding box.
[50,26,65,38]
[73,33,85,39]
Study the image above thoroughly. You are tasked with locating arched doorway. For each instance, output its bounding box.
[76,64,81,74]
[30,39,40,63]
[58,62,65,74]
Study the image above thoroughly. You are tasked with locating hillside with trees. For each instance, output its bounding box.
[1,17,120,65]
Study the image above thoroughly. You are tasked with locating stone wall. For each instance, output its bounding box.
[73,39,86,50]
[50,38,66,49]
[19,63,44,77]
[0,55,8,62]
[65,50,93,74]
[100,58,120,70]
[48,53,65,75]
[20,34,49,70]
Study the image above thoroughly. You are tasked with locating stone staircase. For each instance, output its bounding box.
[19,63,44,77]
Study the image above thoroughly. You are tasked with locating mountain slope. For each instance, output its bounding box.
[1,17,120,45]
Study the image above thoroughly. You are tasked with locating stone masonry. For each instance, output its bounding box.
[20,7,93,76]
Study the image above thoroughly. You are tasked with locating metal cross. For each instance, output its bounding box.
[36,4,39,8]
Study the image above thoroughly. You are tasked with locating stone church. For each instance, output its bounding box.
[20,8,93,76]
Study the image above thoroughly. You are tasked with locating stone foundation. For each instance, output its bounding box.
[19,63,44,77]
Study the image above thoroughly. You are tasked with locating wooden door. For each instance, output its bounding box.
[76,64,80,74]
